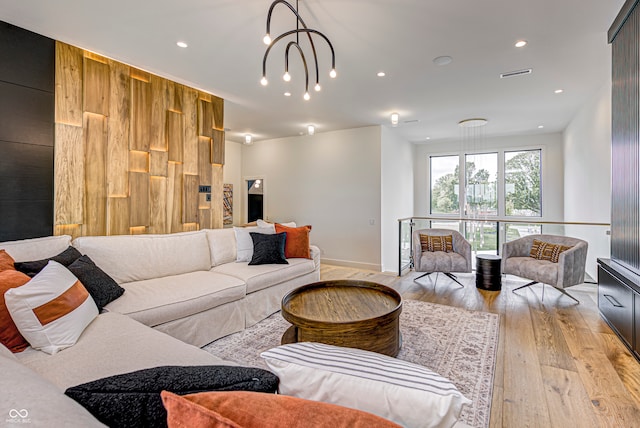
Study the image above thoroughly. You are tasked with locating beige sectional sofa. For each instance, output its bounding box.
[0,228,320,426]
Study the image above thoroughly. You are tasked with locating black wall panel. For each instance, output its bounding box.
[0,21,55,242]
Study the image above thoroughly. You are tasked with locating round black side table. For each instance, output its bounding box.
[476,254,502,291]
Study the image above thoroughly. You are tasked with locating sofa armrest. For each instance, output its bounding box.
[310,245,321,270]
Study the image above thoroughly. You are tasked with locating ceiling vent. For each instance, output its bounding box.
[500,68,532,79]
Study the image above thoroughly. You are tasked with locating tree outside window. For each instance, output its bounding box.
[505,150,541,216]
[430,155,459,215]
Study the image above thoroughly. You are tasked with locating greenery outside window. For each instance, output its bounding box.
[430,155,459,215]
[505,150,541,217]
[465,153,498,217]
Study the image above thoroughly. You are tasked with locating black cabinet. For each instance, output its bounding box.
[598,259,640,360]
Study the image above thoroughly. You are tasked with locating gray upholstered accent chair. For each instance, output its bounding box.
[502,234,588,303]
[412,229,472,287]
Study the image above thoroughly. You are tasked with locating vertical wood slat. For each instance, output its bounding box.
[211,165,223,229]
[130,79,152,151]
[83,58,110,115]
[167,163,184,233]
[150,75,168,151]
[129,151,149,172]
[150,150,169,177]
[198,99,213,136]
[108,197,130,235]
[83,114,108,236]
[149,176,167,234]
[183,174,199,223]
[182,87,199,174]
[212,129,225,165]
[167,111,185,162]
[611,4,640,272]
[55,42,83,126]
[129,171,150,227]
[212,95,224,130]
[54,123,84,225]
[107,60,130,197]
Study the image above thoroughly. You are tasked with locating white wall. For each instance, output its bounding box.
[241,126,383,270]
[563,81,612,278]
[381,127,414,273]
[223,140,243,226]
[413,133,565,222]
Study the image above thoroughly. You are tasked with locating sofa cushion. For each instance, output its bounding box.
[234,225,275,262]
[418,251,468,273]
[248,232,288,265]
[0,269,31,352]
[212,258,316,294]
[162,390,402,428]
[0,249,15,271]
[420,234,453,253]
[274,224,312,259]
[15,312,233,391]
[205,228,237,267]
[66,366,279,428]
[0,235,72,263]
[504,256,558,285]
[0,343,105,427]
[262,342,471,428]
[5,261,99,354]
[73,231,212,284]
[104,271,246,327]
[14,246,82,277]
[67,255,125,311]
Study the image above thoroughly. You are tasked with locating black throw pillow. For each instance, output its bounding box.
[67,255,125,311]
[65,365,279,428]
[14,246,82,277]
[249,232,288,265]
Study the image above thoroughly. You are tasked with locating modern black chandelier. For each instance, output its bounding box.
[260,0,336,100]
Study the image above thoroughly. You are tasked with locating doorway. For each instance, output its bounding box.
[246,178,265,223]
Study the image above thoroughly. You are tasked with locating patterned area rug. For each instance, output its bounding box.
[203,299,499,428]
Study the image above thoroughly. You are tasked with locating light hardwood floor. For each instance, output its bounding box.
[320,265,640,428]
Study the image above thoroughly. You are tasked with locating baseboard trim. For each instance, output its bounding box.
[321,258,382,272]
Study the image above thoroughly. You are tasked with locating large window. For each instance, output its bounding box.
[429,149,542,218]
[465,153,497,217]
[430,155,459,215]
[505,149,541,216]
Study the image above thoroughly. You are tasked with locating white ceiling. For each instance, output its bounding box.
[0,0,624,144]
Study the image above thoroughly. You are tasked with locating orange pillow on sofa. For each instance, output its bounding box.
[0,250,16,272]
[0,269,31,352]
[161,390,401,428]
[275,224,312,259]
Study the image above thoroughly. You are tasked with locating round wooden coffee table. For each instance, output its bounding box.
[281,280,403,357]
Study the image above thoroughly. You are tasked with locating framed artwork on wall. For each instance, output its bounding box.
[223,184,233,225]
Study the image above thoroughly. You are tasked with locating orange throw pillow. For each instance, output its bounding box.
[0,250,16,272]
[275,224,312,259]
[0,269,31,352]
[161,390,401,428]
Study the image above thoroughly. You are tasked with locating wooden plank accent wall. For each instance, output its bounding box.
[54,41,224,237]
[611,2,640,273]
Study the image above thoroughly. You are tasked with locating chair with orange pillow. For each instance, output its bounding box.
[412,229,472,287]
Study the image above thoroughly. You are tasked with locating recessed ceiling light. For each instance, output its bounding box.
[554,89,564,94]
[176,41,188,48]
[515,40,527,48]
[377,71,386,77]
[538,125,544,129]
[284,92,291,97]
[433,56,453,66]
[426,137,431,140]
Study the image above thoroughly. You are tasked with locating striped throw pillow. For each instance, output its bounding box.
[4,260,98,354]
[420,234,454,252]
[529,239,573,263]
[261,342,470,428]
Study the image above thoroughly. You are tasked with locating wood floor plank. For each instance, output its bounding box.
[540,365,599,428]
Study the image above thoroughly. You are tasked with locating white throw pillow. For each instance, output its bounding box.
[233,225,275,262]
[261,342,471,428]
[257,219,296,228]
[4,261,98,354]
